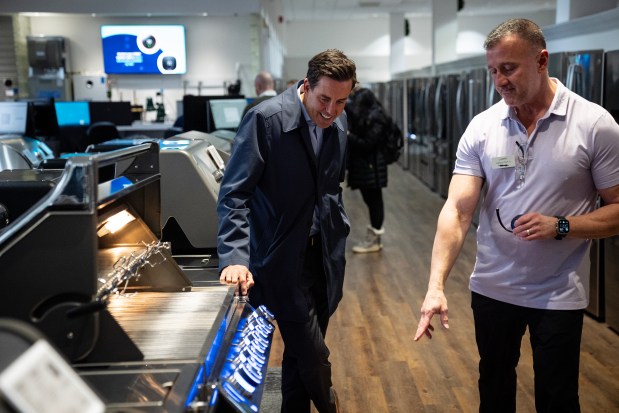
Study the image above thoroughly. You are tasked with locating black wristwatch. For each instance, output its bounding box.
[555,216,569,240]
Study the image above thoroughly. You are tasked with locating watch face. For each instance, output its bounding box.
[558,219,570,234]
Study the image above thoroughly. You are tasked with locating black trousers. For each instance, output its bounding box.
[277,234,337,413]
[471,292,584,413]
[360,187,384,229]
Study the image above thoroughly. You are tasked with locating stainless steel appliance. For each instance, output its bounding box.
[434,74,459,199]
[454,67,487,158]
[454,67,487,226]
[371,82,387,112]
[603,49,619,332]
[419,77,437,191]
[407,78,425,180]
[87,131,227,254]
[548,50,604,104]
[389,79,406,168]
[549,50,605,319]
[0,144,275,411]
[73,74,108,101]
[0,135,55,171]
[485,70,502,109]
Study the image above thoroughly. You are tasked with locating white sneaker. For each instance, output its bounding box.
[352,226,384,253]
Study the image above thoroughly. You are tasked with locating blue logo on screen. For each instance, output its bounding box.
[102,34,162,74]
[101,25,186,75]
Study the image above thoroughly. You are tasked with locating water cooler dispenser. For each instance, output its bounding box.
[27,36,72,100]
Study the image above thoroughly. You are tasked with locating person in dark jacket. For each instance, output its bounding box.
[217,49,357,413]
[345,87,390,253]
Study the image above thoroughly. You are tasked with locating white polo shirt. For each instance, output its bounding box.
[454,79,619,310]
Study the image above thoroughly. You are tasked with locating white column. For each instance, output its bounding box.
[432,0,458,69]
[389,12,407,76]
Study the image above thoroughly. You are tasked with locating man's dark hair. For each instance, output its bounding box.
[306,49,357,90]
[484,18,546,51]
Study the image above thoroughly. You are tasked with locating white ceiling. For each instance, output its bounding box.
[280,0,557,21]
[0,0,557,20]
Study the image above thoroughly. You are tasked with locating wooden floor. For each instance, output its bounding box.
[266,163,619,412]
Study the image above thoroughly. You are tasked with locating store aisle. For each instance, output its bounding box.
[265,164,619,413]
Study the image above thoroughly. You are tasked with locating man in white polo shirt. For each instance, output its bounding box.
[414,18,619,413]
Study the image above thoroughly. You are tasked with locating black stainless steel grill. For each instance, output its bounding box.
[107,289,229,361]
[0,142,275,412]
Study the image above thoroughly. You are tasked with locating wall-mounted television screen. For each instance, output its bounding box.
[0,102,29,135]
[101,25,187,75]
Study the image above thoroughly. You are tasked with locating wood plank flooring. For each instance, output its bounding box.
[267,163,619,412]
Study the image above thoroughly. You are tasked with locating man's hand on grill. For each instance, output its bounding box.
[220,265,255,296]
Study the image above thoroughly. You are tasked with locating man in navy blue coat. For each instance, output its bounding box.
[217,49,357,413]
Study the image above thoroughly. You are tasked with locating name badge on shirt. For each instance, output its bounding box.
[491,156,516,169]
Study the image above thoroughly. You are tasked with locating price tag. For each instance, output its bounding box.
[0,340,105,413]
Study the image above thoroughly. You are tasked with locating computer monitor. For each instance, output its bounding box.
[183,95,244,133]
[22,98,58,138]
[54,101,91,127]
[89,101,133,126]
[208,98,247,131]
[0,102,28,135]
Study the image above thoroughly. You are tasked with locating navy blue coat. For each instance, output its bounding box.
[217,82,350,322]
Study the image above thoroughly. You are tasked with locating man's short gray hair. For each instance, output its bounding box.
[484,18,546,51]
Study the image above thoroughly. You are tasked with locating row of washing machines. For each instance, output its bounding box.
[0,131,275,412]
[372,49,619,333]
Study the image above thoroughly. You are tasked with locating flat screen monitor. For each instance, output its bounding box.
[183,95,244,133]
[89,101,133,125]
[0,102,29,135]
[23,98,57,137]
[101,25,187,75]
[208,98,247,130]
[54,101,91,127]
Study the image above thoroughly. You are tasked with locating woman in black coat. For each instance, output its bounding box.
[346,87,390,253]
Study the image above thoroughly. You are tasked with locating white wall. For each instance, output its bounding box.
[403,16,433,71]
[555,0,618,23]
[456,11,556,58]
[282,18,391,84]
[19,6,619,120]
[281,10,558,82]
[548,29,619,53]
[259,0,286,82]
[432,0,459,65]
[545,7,619,53]
[29,14,262,121]
[282,16,434,83]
